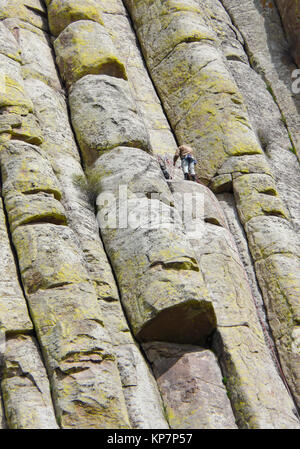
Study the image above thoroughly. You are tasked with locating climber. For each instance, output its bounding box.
[173,144,197,181]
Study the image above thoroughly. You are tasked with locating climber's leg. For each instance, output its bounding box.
[189,161,196,181]
[181,158,189,180]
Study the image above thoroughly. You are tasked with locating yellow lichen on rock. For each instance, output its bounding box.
[136,9,217,68]
[233,174,289,224]
[255,252,300,402]
[12,224,90,294]
[0,22,21,62]
[0,0,48,31]
[0,55,33,115]
[0,141,62,200]
[169,180,300,428]
[26,281,131,429]
[69,75,150,165]
[1,335,58,429]
[0,199,33,334]
[0,138,131,428]
[149,37,263,183]
[4,191,67,231]
[54,20,127,88]
[9,114,44,146]
[217,154,272,178]
[92,147,216,345]
[48,0,104,37]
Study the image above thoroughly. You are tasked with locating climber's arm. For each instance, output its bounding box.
[173,148,180,166]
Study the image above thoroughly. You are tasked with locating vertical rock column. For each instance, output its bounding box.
[203,0,300,410]
[43,2,170,429]
[219,0,300,161]
[124,0,264,187]
[46,2,242,429]
[47,0,179,160]
[204,0,300,232]
[169,180,299,428]
[0,194,57,429]
[0,9,59,428]
[0,199,32,336]
[1,335,58,429]
[49,2,216,349]
[276,0,300,69]
[144,342,237,429]
[0,2,130,428]
[0,139,129,429]
[124,0,300,411]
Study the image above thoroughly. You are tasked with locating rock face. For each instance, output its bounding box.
[54,21,127,88]
[219,0,300,162]
[91,147,216,344]
[144,342,237,429]
[276,0,300,68]
[0,0,299,430]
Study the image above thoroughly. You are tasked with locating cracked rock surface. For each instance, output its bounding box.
[0,0,299,429]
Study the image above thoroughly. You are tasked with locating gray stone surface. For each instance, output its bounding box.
[0,21,20,62]
[1,335,58,429]
[226,60,300,232]
[17,24,61,89]
[0,0,299,430]
[220,0,300,161]
[69,75,150,165]
[93,147,216,344]
[169,180,300,428]
[54,20,127,88]
[0,0,48,31]
[0,54,33,114]
[276,0,300,68]
[0,198,33,334]
[25,66,168,430]
[115,343,169,429]
[144,342,237,429]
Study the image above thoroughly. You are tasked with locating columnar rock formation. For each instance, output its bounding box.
[0,0,299,429]
[276,0,300,69]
